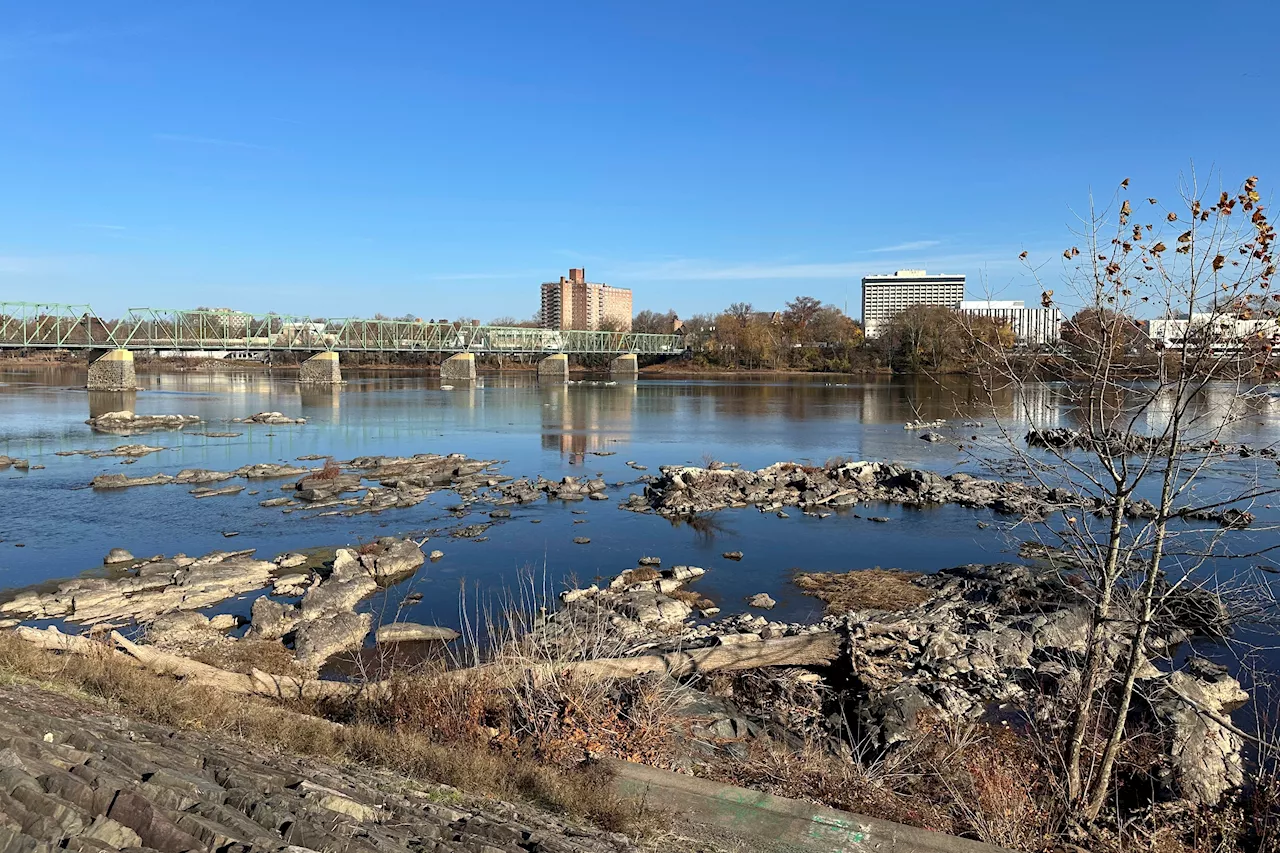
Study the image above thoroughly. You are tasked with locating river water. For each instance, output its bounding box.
[2,366,1279,640]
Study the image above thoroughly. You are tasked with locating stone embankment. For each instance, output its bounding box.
[0,683,632,853]
[623,460,1256,528]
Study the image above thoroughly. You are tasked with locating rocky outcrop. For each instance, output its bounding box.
[91,472,175,489]
[55,444,166,459]
[0,683,633,853]
[85,411,201,434]
[0,550,274,626]
[627,461,1256,528]
[233,411,306,425]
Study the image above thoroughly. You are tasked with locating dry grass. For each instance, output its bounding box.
[793,568,933,613]
[668,588,716,610]
[313,457,342,481]
[621,566,660,583]
[0,632,654,834]
[188,636,310,677]
[722,720,1063,851]
[356,541,386,556]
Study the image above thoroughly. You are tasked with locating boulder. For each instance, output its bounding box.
[294,611,372,669]
[103,548,135,566]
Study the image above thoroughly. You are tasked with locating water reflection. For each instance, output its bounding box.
[299,385,341,415]
[87,390,137,418]
[540,382,637,457]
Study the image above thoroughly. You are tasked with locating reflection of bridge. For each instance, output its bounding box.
[0,302,680,389]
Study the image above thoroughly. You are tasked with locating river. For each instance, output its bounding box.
[2,366,1279,642]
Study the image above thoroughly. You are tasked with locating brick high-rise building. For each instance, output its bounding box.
[539,268,633,331]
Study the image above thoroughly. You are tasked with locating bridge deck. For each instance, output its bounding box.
[0,303,682,355]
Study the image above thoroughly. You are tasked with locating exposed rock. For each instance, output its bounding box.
[1,550,273,625]
[103,548,134,566]
[174,468,235,484]
[747,593,776,610]
[375,623,461,644]
[55,444,166,459]
[0,683,637,853]
[722,551,744,560]
[294,611,371,668]
[91,472,174,489]
[234,411,306,425]
[429,550,444,561]
[85,411,201,435]
[191,484,245,498]
[275,552,308,569]
[236,462,312,480]
[573,537,591,544]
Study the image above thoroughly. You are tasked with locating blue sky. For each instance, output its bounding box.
[1,1,1276,321]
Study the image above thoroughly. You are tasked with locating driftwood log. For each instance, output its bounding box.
[10,626,842,700]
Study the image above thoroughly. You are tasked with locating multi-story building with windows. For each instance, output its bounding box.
[860,270,966,338]
[956,300,1062,347]
[539,268,633,332]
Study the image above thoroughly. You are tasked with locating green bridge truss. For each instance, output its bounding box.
[0,303,683,356]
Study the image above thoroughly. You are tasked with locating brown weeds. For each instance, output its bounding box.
[793,568,933,613]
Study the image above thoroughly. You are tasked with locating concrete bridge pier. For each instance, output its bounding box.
[86,349,137,391]
[299,351,343,384]
[441,353,476,382]
[538,353,569,382]
[609,353,638,380]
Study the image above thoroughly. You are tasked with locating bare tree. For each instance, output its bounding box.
[964,172,1280,824]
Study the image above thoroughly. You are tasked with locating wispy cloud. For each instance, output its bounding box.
[155,133,269,151]
[869,239,941,253]
[76,223,127,231]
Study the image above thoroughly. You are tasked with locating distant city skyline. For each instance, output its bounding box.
[1,2,1276,319]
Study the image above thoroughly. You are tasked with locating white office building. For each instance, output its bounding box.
[1146,313,1280,352]
[861,270,966,338]
[956,300,1062,347]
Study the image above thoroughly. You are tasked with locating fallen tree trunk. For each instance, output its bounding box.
[10,627,841,699]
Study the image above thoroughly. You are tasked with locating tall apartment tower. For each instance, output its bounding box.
[539,268,633,331]
[860,269,966,338]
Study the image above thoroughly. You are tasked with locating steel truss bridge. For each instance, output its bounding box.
[0,303,683,356]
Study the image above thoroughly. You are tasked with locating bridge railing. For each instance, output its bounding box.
[0,303,684,355]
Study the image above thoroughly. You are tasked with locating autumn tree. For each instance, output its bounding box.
[964,173,1280,829]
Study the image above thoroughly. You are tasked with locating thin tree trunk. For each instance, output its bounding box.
[1067,495,1127,805]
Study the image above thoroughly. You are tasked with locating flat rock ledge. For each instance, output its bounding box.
[0,682,633,853]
